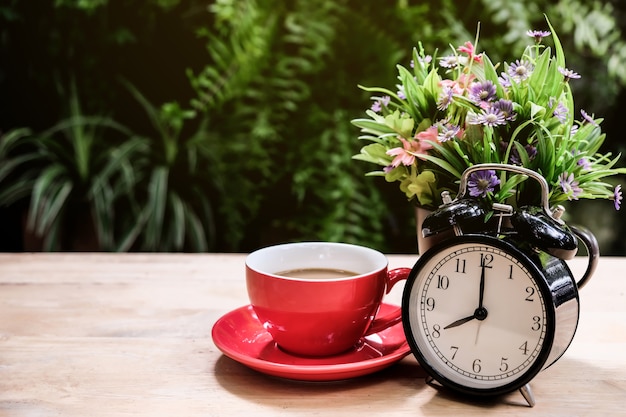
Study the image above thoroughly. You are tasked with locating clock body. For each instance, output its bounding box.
[402,234,580,396]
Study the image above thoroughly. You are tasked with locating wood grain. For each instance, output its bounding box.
[0,253,624,416]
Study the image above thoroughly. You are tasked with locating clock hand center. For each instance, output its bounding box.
[443,307,488,330]
[474,306,488,321]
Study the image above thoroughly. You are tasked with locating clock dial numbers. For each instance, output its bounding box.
[436,274,450,290]
[410,243,548,389]
[455,258,466,274]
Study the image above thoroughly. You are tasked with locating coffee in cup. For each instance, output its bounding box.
[245,242,411,357]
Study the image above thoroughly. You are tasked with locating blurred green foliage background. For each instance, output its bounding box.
[1,0,625,254]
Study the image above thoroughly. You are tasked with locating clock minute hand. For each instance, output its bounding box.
[478,261,486,309]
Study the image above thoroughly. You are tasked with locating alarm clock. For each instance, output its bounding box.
[401,164,599,407]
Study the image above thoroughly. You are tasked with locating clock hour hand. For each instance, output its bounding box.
[444,314,476,329]
[444,306,489,330]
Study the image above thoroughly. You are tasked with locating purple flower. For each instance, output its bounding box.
[437,86,454,111]
[502,141,537,165]
[507,60,534,82]
[396,85,406,100]
[437,122,461,142]
[498,72,512,88]
[439,55,464,69]
[581,109,598,126]
[413,55,432,68]
[614,184,622,210]
[468,170,500,198]
[467,108,506,127]
[469,80,497,105]
[492,99,517,121]
[577,157,591,171]
[552,101,569,124]
[370,96,390,113]
[558,172,583,200]
[558,67,581,82]
[527,30,551,43]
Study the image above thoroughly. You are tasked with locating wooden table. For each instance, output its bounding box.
[0,253,624,416]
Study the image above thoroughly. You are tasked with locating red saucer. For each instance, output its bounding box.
[211,303,410,381]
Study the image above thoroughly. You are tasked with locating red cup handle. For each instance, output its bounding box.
[364,267,412,335]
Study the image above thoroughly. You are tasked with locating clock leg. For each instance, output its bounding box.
[519,384,536,407]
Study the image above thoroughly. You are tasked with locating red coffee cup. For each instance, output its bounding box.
[245,242,410,357]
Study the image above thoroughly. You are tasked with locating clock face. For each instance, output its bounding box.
[403,237,555,393]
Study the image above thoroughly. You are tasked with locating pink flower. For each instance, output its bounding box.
[416,126,439,143]
[440,79,464,96]
[457,73,476,89]
[457,41,483,63]
[386,135,434,167]
[457,41,475,56]
[440,74,476,95]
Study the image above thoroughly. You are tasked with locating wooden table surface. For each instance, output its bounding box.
[0,252,624,416]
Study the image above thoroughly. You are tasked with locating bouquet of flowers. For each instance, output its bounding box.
[352,20,625,213]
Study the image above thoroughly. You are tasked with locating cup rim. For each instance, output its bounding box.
[245,241,388,282]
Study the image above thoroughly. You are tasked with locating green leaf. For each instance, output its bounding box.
[0,176,37,205]
[397,65,424,117]
[115,208,150,252]
[143,166,169,250]
[122,80,166,138]
[0,128,33,155]
[430,141,469,175]
[412,46,430,84]
[420,154,463,179]
[353,143,392,166]
[169,191,186,250]
[528,47,551,101]
[0,153,40,184]
[546,16,566,70]
[357,84,401,100]
[27,165,71,234]
[529,102,546,119]
[383,111,415,138]
[351,118,398,136]
[408,170,437,206]
[497,174,528,200]
[91,181,114,250]
[183,201,208,252]
[384,165,407,182]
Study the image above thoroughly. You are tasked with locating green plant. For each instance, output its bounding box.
[123,83,217,252]
[352,19,625,215]
[186,0,394,249]
[0,85,146,251]
[3,0,626,254]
